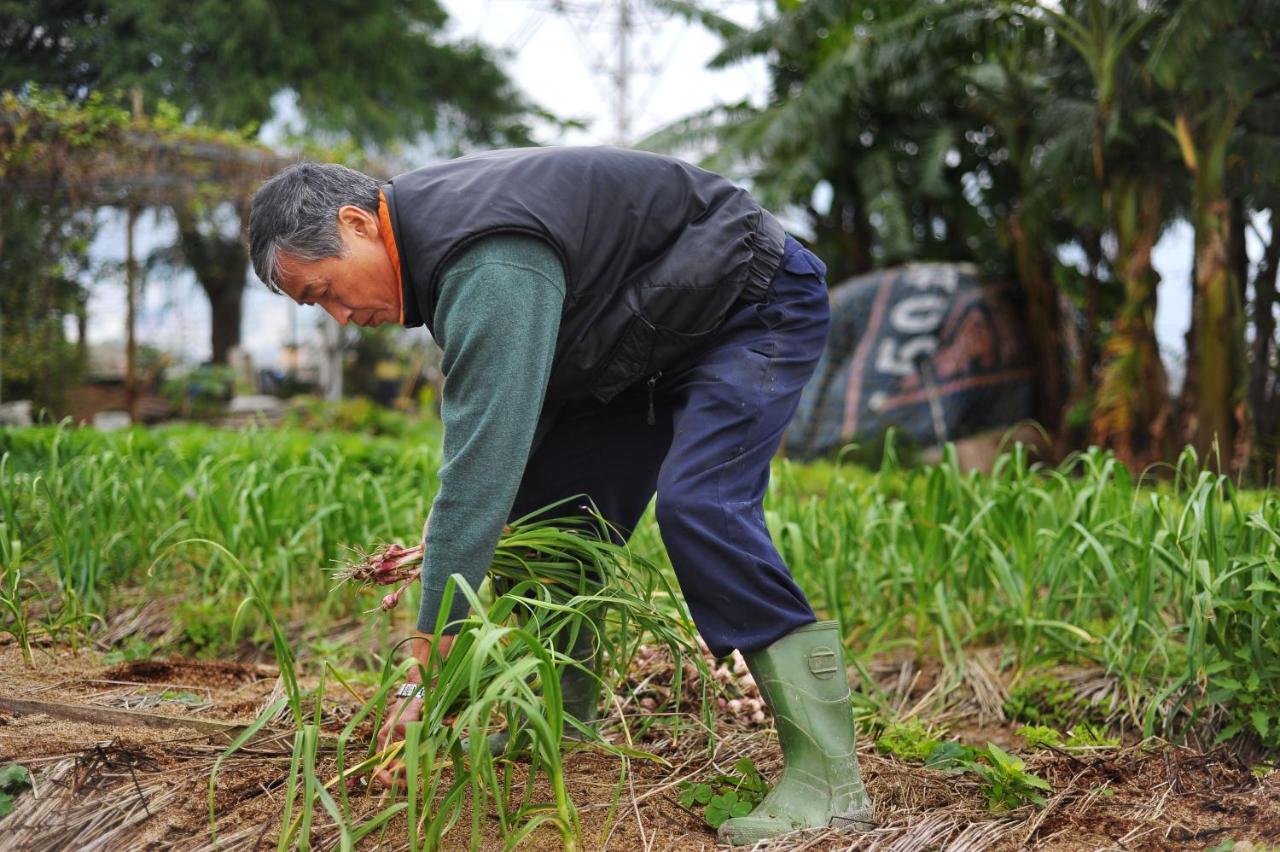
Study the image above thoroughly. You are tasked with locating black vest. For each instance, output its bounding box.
[383,146,785,402]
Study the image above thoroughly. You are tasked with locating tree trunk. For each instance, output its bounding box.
[174,201,249,365]
[0,224,5,405]
[1091,178,1169,467]
[124,206,139,423]
[208,284,245,367]
[1229,196,1249,307]
[1192,192,1236,465]
[75,291,88,370]
[1009,206,1067,449]
[1248,213,1279,481]
[1081,228,1103,390]
[1174,103,1248,471]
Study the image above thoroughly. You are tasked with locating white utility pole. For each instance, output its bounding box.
[613,0,632,144]
[547,0,668,145]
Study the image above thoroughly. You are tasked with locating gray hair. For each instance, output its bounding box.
[248,162,381,294]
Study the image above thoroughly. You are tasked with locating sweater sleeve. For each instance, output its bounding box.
[416,233,566,634]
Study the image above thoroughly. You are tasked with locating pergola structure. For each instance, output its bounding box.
[1,103,294,420]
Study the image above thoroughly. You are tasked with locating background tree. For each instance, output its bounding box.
[0,196,94,411]
[646,0,1077,443]
[1,0,549,365]
[1145,0,1280,468]
[1237,112,1280,481]
[649,0,1279,476]
[1027,0,1179,467]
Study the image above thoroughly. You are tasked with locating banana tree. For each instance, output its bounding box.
[1147,0,1280,467]
[645,0,1002,280]
[1019,0,1174,466]
[962,19,1075,444]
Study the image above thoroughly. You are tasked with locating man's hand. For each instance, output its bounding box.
[372,632,454,788]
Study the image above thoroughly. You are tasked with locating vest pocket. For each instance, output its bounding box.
[588,313,725,404]
[588,314,656,403]
[649,320,721,375]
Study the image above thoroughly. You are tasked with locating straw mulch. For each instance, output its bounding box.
[1,643,1278,851]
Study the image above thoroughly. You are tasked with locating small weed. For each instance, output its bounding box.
[876,717,944,762]
[1004,674,1076,726]
[102,637,156,666]
[1017,725,1063,749]
[1064,724,1119,749]
[1209,650,1280,751]
[176,599,242,657]
[677,757,771,829]
[971,743,1052,812]
[922,741,1051,813]
[1017,723,1119,750]
[0,763,31,820]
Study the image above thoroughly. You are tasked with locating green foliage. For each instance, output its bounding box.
[1003,674,1077,727]
[0,2,543,149]
[925,740,1052,813]
[0,86,254,151]
[0,524,34,667]
[1017,723,1120,751]
[3,423,1280,758]
[1206,842,1280,852]
[1064,724,1119,749]
[969,743,1052,813]
[1209,649,1280,749]
[252,511,711,850]
[159,689,204,706]
[1016,725,1063,750]
[677,757,771,829]
[160,365,236,418]
[649,0,1280,475]
[0,183,93,413]
[641,0,1053,280]
[875,717,944,762]
[175,598,243,658]
[101,637,157,666]
[0,87,273,417]
[0,763,31,820]
[0,511,100,667]
[281,396,431,439]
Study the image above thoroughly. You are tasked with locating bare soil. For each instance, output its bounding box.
[1,644,1278,851]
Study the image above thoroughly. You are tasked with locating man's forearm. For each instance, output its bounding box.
[406,632,455,682]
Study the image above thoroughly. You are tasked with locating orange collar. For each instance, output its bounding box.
[377,190,405,324]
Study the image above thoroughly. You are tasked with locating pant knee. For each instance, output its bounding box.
[654,488,701,533]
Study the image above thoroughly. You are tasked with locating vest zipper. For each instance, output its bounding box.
[646,371,663,426]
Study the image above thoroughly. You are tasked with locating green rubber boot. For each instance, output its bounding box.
[717,621,874,846]
[463,622,601,756]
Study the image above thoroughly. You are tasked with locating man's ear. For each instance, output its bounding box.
[338,204,379,240]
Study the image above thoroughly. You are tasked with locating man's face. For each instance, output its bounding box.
[275,205,399,328]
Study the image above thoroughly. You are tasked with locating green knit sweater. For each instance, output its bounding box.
[417,233,566,633]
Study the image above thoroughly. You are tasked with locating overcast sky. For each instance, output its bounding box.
[79,0,1219,384]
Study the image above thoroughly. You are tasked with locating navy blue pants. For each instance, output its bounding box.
[510,235,830,657]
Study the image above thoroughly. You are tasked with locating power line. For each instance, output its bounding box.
[544,0,672,144]
[533,1,766,145]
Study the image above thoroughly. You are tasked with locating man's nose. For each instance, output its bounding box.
[323,302,353,326]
